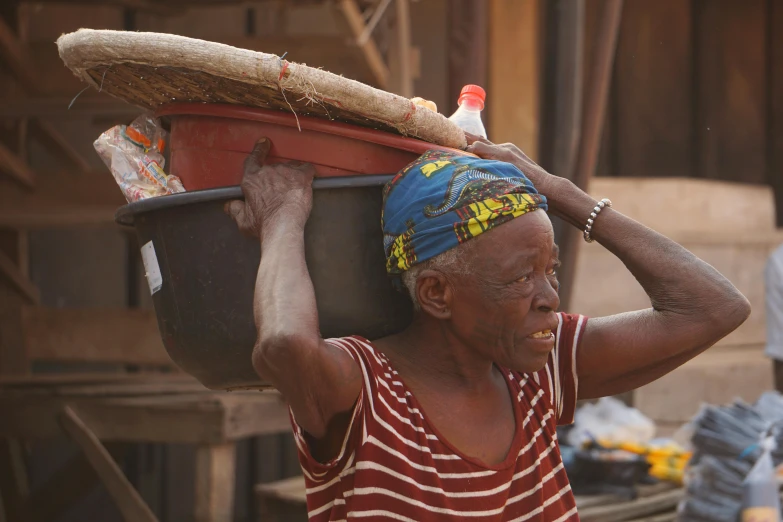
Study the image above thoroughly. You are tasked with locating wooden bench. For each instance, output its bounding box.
[577,482,682,522]
[0,372,290,522]
[0,306,291,522]
[256,475,308,522]
[254,475,683,522]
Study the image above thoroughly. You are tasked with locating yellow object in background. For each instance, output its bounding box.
[741,507,779,522]
[647,454,688,469]
[595,439,691,486]
[411,97,438,113]
[597,439,691,460]
[649,464,685,485]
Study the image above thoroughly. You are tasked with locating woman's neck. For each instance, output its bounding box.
[374,315,499,394]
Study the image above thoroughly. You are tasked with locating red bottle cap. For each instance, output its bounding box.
[458,85,486,109]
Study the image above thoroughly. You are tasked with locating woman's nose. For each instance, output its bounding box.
[534,277,560,312]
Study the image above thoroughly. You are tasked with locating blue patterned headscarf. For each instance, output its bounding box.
[382,150,547,277]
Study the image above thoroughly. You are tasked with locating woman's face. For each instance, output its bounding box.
[448,211,561,372]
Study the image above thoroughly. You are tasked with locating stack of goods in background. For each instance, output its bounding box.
[561,394,783,521]
[678,392,783,521]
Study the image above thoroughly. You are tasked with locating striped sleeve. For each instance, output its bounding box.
[547,313,587,425]
[289,338,366,483]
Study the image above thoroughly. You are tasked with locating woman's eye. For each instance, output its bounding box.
[516,274,531,283]
[547,268,558,276]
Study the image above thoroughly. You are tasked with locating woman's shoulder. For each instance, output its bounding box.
[324,335,392,376]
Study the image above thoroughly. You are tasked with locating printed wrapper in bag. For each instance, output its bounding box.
[94,114,185,202]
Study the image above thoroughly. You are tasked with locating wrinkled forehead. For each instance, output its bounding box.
[469,211,557,270]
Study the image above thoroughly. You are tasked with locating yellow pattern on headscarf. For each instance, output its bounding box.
[420,161,452,178]
[388,228,417,272]
[463,193,539,238]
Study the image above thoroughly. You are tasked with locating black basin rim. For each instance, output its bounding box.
[115,174,395,226]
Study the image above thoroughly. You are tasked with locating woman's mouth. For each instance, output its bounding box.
[528,329,553,339]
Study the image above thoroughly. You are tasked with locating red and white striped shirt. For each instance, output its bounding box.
[291,312,587,521]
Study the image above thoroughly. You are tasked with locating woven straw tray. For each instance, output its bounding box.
[56,29,467,150]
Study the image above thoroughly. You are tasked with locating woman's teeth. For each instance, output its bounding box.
[528,330,553,339]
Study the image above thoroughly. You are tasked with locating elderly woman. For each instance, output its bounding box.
[227,137,750,521]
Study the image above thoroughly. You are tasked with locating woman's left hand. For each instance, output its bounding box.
[465,133,558,196]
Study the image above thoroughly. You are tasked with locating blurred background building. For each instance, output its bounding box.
[0,0,781,520]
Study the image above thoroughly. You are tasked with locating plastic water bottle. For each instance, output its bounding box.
[740,436,782,522]
[448,85,487,139]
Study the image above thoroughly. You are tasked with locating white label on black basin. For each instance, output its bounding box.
[141,240,163,295]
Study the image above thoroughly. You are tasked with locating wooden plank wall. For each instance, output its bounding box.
[695,0,767,184]
[4,2,452,521]
[588,0,781,223]
[613,0,693,180]
[9,5,131,520]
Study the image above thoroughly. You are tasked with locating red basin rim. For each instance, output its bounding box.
[155,103,471,158]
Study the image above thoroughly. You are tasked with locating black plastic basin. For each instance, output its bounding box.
[116,175,412,390]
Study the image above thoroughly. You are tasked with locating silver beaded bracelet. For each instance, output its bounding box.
[583,198,612,243]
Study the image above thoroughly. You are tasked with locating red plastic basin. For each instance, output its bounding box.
[156,104,467,189]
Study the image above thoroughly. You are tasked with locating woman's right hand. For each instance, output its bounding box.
[225,137,316,238]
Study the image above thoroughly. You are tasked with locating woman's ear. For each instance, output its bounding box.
[415,269,453,320]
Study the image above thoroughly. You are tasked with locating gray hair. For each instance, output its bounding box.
[401,241,477,310]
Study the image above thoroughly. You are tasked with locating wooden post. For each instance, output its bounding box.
[337,0,391,89]
[557,0,623,311]
[194,443,236,522]
[488,0,541,157]
[447,0,488,115]
[395,0,413,98]
[359,0,393,46]
[770,0,783,226]
[573,0,624,214]
[539,0,585,256]
[0,229,31,377]
[539,0,584,182]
